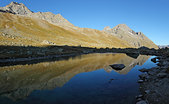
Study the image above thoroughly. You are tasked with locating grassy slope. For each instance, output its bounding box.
[0,13,131,48]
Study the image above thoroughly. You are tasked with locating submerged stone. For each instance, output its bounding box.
[138,80,144,83]
[136,94,143,99]
[136,100,147,104]
[139,68,149,72]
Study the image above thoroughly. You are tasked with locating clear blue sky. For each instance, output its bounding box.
[0,0,169,45]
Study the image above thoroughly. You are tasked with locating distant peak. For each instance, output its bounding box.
[7,2,26,8]
[117,24,128,27]
[1,2,32,15]
[9,2,23,5]
[113,24,133,32]
[57,14,62,16]
[103,26,111,31]
[56,14,64,18]
[116,24,130,29]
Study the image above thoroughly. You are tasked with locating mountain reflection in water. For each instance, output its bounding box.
[0,53,149,101]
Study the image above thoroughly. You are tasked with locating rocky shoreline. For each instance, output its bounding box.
[0,45,165,62]
[0,45,159,67]
[136,55,169,104]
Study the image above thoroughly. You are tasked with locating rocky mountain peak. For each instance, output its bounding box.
[103,26,111,31]
[112,24,138,35]
[56,13,63,17]
[0,1,32,15]
[8,2,24,6]
[0,2,74,28]
[116,24,128,28]
[113,24,132,32]
[103,24,133,33]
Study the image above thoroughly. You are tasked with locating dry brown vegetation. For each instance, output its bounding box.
[0,12,130,48]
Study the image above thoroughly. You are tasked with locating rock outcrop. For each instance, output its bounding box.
[0,2,32,15]
[103,24,158,48]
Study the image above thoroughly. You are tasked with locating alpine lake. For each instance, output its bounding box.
[0,53,156,104]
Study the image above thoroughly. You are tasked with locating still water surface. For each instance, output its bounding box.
[0,53,156,104]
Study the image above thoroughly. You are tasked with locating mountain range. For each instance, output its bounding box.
[0,2,158,49]
[158,45,169,49]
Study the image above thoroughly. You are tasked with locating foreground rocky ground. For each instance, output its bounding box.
[136,55,169,104]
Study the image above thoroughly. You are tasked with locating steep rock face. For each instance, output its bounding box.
[103,24,158,48]
[0,2,158,49]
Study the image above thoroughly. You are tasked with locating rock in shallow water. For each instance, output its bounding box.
[151,57,157,63]
[136,100,147,104]
[138,80,144,83]
[136,95,143,99]
[109,64,125,70]
[139,68,149,72]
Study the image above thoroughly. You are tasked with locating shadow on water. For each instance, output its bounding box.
[0,53,155,104]
[0,45,94,67]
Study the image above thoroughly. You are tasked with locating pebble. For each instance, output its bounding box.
[139,73,149,80]
[138,80,144,83]
[147,71,155,75]
[145,90,150,94]
[136,98,142,101]
[155,79,159,82]
[136,95,143,99]
[157,73,167,78]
